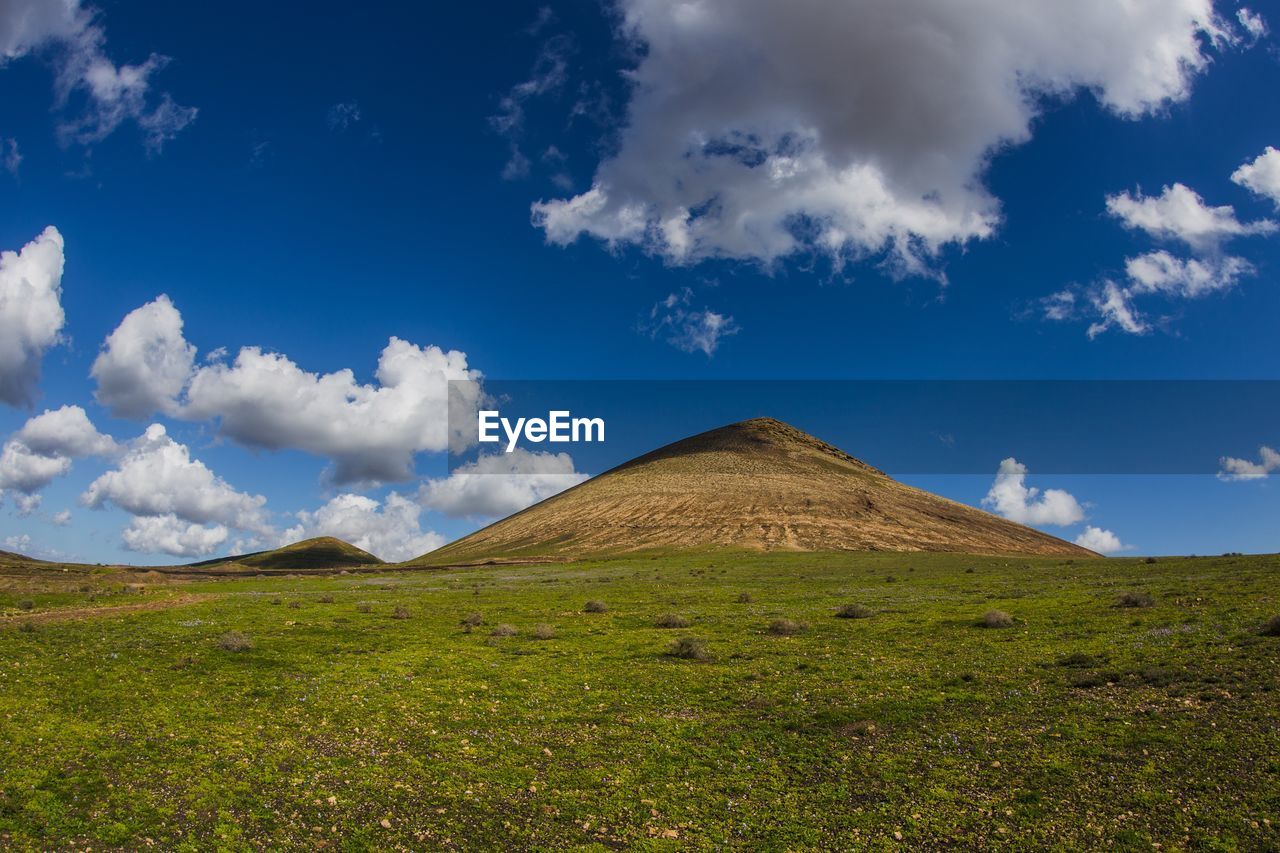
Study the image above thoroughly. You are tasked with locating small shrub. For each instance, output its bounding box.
[17,599,34,611]
[356,602,373,614]
[392,606,411,620]
[964,567,975,574]
[834,604,873,619]
[884,575,897,583]
[461,612,485,628]
[269,597,282,605]
[666,636,710,661]
[767,618,807,636]
[318,594,334,604]
[736,593,753,603]
[532,623,557,640]
[655,613,691,629]
[490,624,518,637]
[287,600,302,609]
[583,600,608,613]
[218,631,253,652]
[1261,615,1280,637]
[18,621,36,634]
[1058,652,1101,668]
[981,609,1013,628]
[1144,556,1158,564]
[1116,591,1155,608]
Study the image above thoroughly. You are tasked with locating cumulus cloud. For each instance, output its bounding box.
[121,513,227,558]
[1232,146,1280,208]
[82,424,271,535]
[982,457,1085,526]
[91,295,196,419]
[282,492,444,562]
[642,289,739,356]
[51,508,71,525]
[1106,183,1275,251]
[0,405,116,498]
[1218,445,1280,480]
[0,226,65,407]
[418,448,588,519]
[0,0,196,152]
[1073,525,1131,554]
[1051,180,1276,337]
[183,337,483,484]
[531,0,1239,272]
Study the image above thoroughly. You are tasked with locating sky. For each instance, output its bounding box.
[2,0,1279,564]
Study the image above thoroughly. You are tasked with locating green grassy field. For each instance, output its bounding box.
[1,551,1278,849]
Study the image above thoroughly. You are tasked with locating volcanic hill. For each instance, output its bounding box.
[414,417,1095,564]
[188,536,382,572]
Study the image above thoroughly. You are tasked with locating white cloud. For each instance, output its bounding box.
[1123,250,1251,298]
[91,295,196,419]
[121,513,227,558]
[982,457,1085,526]
[1084,280,1147,339]
[1218,445,1280,480]
[182,336,483,485]
[82,424,271,535]
[0,0,196,152]
[16,404,118,457]
[418,448,588,519]
[3,533,32,552]
[1073,525,1131,554]
[1231,146,1280,209]
[644,289,739,356]
[0,405,116,496]
[283,492,444,562]
[51,508,71,526]
[3,137,19,176]
[532,0,1238,271]
[327,102,361,131]
[0,226,65,407]
[1237,8,1267,41]
[1106,183,1275,251]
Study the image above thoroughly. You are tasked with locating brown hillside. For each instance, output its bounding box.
[414,417,1095,564]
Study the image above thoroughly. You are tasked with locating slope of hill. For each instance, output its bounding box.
[189,537,382,572]
[0,549,46,566]
[414,417,1094,564]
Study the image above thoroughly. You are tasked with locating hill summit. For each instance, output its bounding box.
[415,417,1094,563]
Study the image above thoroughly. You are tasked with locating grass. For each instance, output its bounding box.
[0,550,1278,848]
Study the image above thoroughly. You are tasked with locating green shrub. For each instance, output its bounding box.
[356,602,373,614]
[834,604,873,619]
[1261,615,1280,637]
[269,597,282,605]
[655,613,691,629]
[287,600,302,609]
[736,593,753,603]
[392,606,411,620]
[318,594,334,604]
[666,636,710,661]
[981,610,1013,628]
[218,631,253,652]
[17,599,34,611]
[767,618,807,636]
[461,612,485,628]
[583,600,608,613]
[1116,591,1154,608]
[490,624,518,637]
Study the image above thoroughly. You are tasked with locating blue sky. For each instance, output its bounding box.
[2,0,1279,563]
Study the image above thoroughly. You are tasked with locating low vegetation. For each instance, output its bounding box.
[0,550,1277,848]
[655,613,691,628]
[834,603,873,619]
[1116,591,1155,608]
[981,609,1014,628]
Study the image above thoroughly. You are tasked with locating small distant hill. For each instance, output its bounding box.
[189,537,382,572]
[413,417,1096,564]
[0,549,46,565]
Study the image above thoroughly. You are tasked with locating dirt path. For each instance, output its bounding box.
[2,593,218,626]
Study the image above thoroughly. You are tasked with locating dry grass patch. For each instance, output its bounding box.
[834,604,873,619]
[767,618,807,636]
[655,613,691,629]
[1116,591,1155,608]
[666,636,710,661]
[217,631,253,652]
[583,600,608,613]
[981,609,1014,628]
